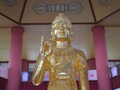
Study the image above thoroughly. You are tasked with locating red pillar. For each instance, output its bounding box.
[92,25,112,90]
[22,59,29,71]
[8,26,24,90]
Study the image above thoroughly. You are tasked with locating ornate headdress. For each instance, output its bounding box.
[52,13,72,30]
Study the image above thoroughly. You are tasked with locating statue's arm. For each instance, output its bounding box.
[75,49,88,70]
[32,36,51,86]
[75,49,90,90]
[32,53,48,86]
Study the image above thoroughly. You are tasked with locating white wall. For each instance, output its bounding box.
[106,29,120,60]
[0,25,120,61]
[0,28,10,61]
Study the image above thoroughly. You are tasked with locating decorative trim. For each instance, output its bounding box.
[3,0,17,7]
[19,0,27,23]
[32,1,83,15]
[98,0,112,6]
[89,0,97,23]
[97,9,120,23]
[0,12,19,24]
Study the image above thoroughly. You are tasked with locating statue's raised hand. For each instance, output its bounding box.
[40,36,51,58]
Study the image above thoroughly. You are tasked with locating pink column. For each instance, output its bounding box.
[92,25,112,90]
[8,26,24,90]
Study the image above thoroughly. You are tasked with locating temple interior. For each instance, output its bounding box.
[0,0,120,90]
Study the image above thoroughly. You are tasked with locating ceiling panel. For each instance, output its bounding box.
[0,0,25,22]
[91,0,120,21]
[21,0,94,23]
[0,0,120,25]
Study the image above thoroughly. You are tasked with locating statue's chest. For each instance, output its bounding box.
[48,49,76,69]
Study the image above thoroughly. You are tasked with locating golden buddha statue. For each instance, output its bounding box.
[32,13,90,90]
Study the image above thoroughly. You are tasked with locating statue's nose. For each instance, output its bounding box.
[59,24,66,35]
[60,28,65,34]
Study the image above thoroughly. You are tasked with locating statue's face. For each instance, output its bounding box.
[53,23,72,39]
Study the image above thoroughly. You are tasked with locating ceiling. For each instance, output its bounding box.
[0,0,120,26]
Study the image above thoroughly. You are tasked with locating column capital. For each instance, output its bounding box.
[92,25,105,33]
[11,26,24,33]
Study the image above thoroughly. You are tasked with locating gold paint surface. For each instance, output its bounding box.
[32,13,90,90]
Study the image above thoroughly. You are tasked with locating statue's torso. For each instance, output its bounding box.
[47,47,78,90]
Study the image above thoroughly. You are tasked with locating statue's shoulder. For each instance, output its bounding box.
[73,48,86,58]
[73,48,88,63]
